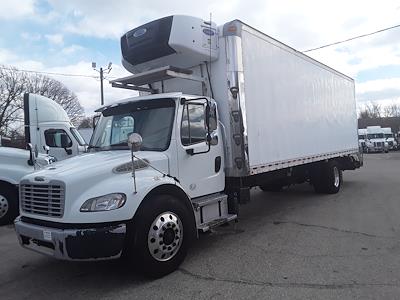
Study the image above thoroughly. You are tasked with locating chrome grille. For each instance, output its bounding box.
[21,184,65,217]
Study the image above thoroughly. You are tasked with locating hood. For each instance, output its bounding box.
[0,147,52,167]
[25,150,169,184]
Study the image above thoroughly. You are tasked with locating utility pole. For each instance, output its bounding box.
[100,67,104,106]
[92,62,112,106]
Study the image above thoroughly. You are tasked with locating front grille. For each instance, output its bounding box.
[21,184,65,217]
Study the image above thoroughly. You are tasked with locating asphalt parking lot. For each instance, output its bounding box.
[2,152,400,299]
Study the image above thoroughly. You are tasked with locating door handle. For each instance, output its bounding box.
[215,156,221,173]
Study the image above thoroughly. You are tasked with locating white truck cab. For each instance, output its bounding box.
[15,15,362,278]
[366,126,389,153]
[24,93,87,159]
[0,93,86,224]
[382,127,397,150]
[358,128,367,152]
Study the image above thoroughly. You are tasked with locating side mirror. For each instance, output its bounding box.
[60,133,70,148]
[43,145,50,154]
[60,134,72,155]
[27,143,36,166]
[128,133,143,152]
[209,132,218,146]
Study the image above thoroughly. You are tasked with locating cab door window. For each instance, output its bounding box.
[44,129,72,148]
[181,103,206,146]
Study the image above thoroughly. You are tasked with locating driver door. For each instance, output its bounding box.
[176,98,224,198]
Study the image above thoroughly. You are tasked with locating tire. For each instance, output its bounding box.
[259,184,283,192]
[0,184,19,225]
[311,161,342,194]
[125,194,195,278]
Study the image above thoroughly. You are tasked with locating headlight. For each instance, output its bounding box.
[80,193,126,212]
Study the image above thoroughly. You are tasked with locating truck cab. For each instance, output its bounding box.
[366,126,389,153]
[382,127,397,150]
[24,93,87,160]
[358,128,367,152]
[0,93,86,224]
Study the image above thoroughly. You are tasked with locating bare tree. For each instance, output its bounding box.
[78,116,93,129]
[0,65,84,135]
[358,108,371,119]
[365,102,382,118]
[385,102,400,117]
[0,67,26,135]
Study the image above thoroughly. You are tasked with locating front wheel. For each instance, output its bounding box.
[0,184,18,225]
[125,194,195,278]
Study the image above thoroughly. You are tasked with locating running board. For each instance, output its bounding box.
[198,214,237,232]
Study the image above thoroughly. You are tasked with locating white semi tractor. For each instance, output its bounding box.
[382,127,397,150]
[358,128,367,152]
[15,16,362,277]
[0,93,86,224]
[366,126,389,153]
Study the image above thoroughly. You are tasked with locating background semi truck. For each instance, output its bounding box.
[0,93,86,224]
[358,128,367,152]
[15,15,361,277]
[366,126,389,153]
[382,127,397,150]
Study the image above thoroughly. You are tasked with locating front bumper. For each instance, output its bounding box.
[14,217,126,260]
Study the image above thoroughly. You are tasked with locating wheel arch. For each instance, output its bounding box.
[0,180,18,192]
[133,184,197,239]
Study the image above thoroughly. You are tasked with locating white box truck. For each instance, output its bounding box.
[0,93,86,224]
[15,16,362,277]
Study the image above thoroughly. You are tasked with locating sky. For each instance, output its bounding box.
[1,0,400,115]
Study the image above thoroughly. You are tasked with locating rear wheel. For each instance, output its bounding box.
[125,194,195,278]
[311,161,342,194]
[0,184,18,225]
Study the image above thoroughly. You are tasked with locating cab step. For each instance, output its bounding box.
[192,193,236,231]
[192,193,227,210]
[198,214,237,232]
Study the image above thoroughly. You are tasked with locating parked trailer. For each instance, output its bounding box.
[15,16,362,277]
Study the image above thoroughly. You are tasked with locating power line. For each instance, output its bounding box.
[303,23,400,52]
[0,65,98,78]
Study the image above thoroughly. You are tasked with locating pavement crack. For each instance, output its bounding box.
[178,268,400,290]
[272,220,393,239]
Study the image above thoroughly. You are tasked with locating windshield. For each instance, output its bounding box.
[385,134,393,139]
[70,127,87,146]
[367,133,384,139]
[358,135,365,140]
[89,98,175,151]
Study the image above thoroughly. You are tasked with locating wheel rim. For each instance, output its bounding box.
[333,166,340,187]
[147,211,183,262]
[0,195,9,219]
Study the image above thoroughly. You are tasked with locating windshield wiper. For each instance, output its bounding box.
[87,145,101,150]
[109,142,128,147]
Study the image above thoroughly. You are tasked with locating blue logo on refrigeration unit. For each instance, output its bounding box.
[133,28,147,38]
[202,28,215,36]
